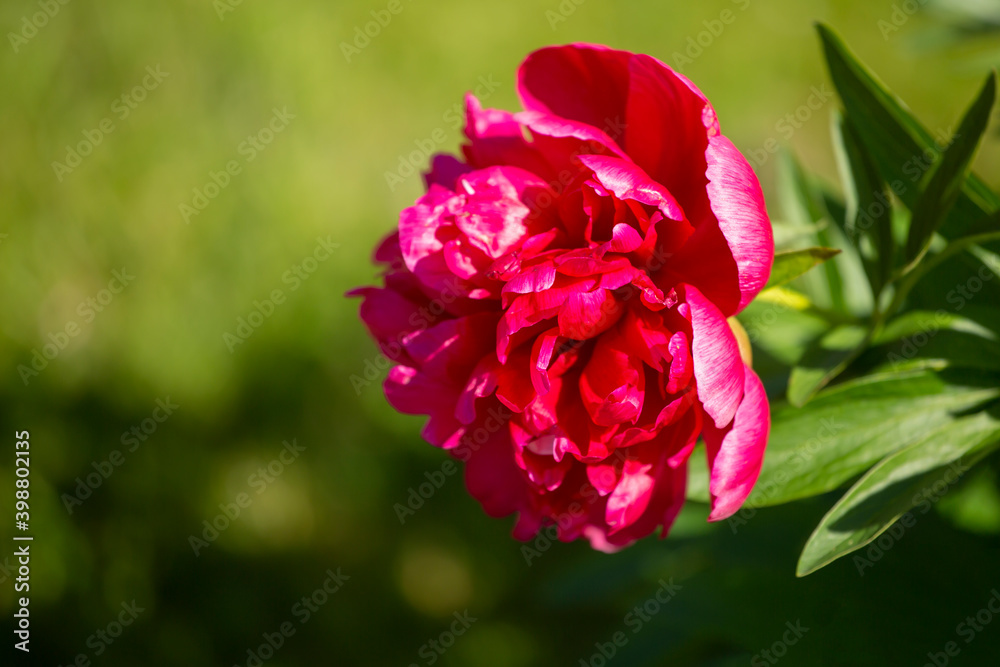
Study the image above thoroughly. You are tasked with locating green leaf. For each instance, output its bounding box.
[873,330,1000,374]
[742,369,1000,507]
[770,219,829,250]
[872,309,999,345]
[765,246,842,290]
[787,324,868,407]
[904,72,997,268]
[831,112,894,296]
[816,24,1000,239]
[777,152,848,312]
[867,309,1000,373]
[797,408,1000,576]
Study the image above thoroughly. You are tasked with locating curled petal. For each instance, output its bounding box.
[703,366,770,521]
[684,284,744,429]
[704,135,774,313]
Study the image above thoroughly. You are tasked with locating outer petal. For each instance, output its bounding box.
[463,95,554,179]
[425,154,473,190]
[704,135,774,313]
[623,53,717,223]
[463,422,534,521]
[384,366,466,449]
[517,44,631,138]
[348,286,421,364]
[684,284,744,428]
[703,365,770,521]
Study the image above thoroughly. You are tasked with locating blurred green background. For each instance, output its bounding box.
[2,0,1000,665]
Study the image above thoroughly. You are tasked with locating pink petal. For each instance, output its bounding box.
[684,284,744,429]
[557,289,623,340]
[662,217,741,316]
[703,366,770,521]
[463,424,533,519]
[619,309,672,372]
[578,154,688,224]
[456,357,500,424]
[503,263,557,296]
[605,454,656,533]
[424,154,472,190]
[704,135,774,313]
[463,95,553,178]
[348,286,421,364]
[579,332,645,427]
[666,331,693,394]
[517,44,631,137]
[384,366,466,449]
[623,54,716,222]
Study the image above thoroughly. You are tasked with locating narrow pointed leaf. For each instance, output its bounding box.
[816,24,1000,240]
[765,246,842,290]
[831,112,894,295]
[904,72,997,267]
[797,409,1000,576]
[787,324,868,407]
[776,153,847,312]
[873,309,998,343]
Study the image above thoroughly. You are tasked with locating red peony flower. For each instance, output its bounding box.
[350,43,773,550]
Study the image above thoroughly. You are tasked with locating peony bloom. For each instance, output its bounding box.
[351,43,773,550]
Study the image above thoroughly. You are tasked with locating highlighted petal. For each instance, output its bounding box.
[685,284,744,428]
[704,366,770,521]
[704,135,774,313]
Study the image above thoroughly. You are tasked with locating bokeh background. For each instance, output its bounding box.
[2,0,1000,665]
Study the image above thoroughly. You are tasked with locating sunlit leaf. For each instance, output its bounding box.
[904,72,996,268]
[797,408,1000,576]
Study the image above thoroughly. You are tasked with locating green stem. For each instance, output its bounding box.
[876,230,1000,332]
